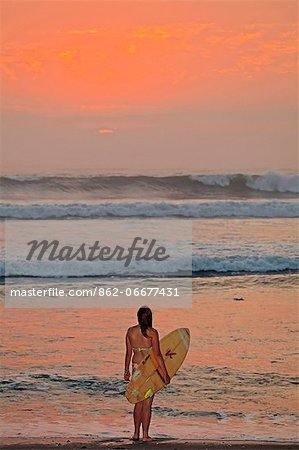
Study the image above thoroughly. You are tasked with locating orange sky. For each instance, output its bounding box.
[0,1,297,174]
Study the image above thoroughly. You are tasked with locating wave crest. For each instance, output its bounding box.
[1,255,298,278]
[1,172,298,200]
[1,201,298,219]
[191,172,299,193]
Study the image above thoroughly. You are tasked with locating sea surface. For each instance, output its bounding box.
[0,171,298,441]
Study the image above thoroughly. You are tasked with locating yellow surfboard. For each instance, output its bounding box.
[125,328,190,404]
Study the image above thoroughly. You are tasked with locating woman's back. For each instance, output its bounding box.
[128,325,153,364]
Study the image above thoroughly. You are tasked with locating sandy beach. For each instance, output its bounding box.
[1,437,298,450]
[1,281,298,442]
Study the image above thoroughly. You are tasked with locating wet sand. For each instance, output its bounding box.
[1,438,298,450]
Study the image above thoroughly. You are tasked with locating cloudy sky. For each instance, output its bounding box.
[1,1,297,174]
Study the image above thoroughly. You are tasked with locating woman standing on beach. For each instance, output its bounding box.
[124,306,170,442]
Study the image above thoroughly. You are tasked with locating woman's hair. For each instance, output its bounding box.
[137,306,152,337]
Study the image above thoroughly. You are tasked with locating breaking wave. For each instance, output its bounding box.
[1,200,298,219]
[1,255,298,278]
[190,172,299,193]
[1,172,298,201]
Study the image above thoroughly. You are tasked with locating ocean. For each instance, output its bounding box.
[0,171,298,441]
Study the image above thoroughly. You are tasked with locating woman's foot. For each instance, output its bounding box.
[142,436,152,442]
[131,433,139,441]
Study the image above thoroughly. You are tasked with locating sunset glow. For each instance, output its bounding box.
[1,12,296,111]
[0,1,297,173]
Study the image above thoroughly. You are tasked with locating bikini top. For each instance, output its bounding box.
[132,346,153,352]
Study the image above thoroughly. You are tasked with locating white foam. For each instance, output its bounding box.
[1,201,298,219]
[192,255,298,274]
[245,172,299,193]
[190,174,234,187]
[2,255,298,277]
[191,172,299,193]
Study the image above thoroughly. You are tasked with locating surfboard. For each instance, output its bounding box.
[125,328,190,404]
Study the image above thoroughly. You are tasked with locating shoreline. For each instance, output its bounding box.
[1,438,298,450]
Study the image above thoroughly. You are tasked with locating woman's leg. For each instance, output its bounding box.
[133,402,143,440]
[131,362,142,440]
[141,395,154,440]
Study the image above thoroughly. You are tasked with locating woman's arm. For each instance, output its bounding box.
[151,329,170,384]
[124,329,132,381]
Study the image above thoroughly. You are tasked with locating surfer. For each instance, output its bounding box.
[124,306,170,442]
